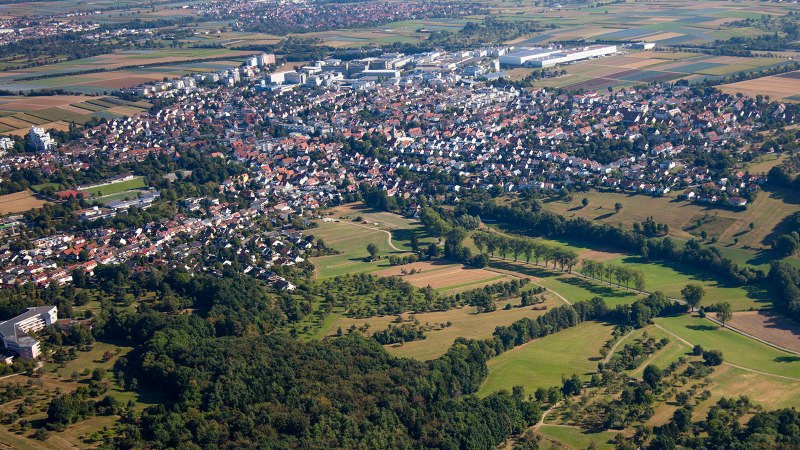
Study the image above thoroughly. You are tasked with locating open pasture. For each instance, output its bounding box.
[327,293,563,361]
[0,190,48,215]
[654,315,800,379]
[478,321,615,395]
[537,426,617,450]
[540,189,800,267]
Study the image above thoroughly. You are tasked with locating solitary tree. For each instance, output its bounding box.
[681,284,705,311]
[614,202,623,213]
[366,243,379,260]
[715,302,732,327]
[581,197,589,208]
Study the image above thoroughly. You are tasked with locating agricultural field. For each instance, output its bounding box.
[726,309,800,353]
[0,48,252,94]
[478,321,616,396]
[0,189,49,215]
[373,261,512,293]
[0,95,149,136]
[721,70,800,103]
[327,292,563,361]
[532,52,792,92]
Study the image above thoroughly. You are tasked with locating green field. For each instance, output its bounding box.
[654,315,800,379]
[310,204,433,278]
[478,321,615,396]
[538,425,618,450]
[79,177,146,197]
[478,226,763,310]
[487,259,643,308]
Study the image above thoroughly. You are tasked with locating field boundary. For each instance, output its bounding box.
[653,323,800,381]
[486,255,799,355]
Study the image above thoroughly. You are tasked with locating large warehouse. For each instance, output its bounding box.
[499,45,617,68]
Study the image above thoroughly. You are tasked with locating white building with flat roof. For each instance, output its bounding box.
[29,126,56,151]
[0,306,57,359]
[500,45,617,68]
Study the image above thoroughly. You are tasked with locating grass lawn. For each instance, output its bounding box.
[538,425,618,450]
[478,321,615,396]
[79,177,146,197]
[654,314,800,379]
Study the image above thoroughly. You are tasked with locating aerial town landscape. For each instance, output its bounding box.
[0,0,799,449]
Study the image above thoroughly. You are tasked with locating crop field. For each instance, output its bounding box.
[721,70,800,102]
[0,189,49,215]
[726,309,800,353]
[374,261,512,292]
[531,52,792,92]
[0,95,149,136]
[478,321,615,396]
[654,315,800,379]
[0,58,247,94]
[486,0,787,47]
[327,294,563,361]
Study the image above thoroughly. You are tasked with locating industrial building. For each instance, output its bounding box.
[499,45,617,68]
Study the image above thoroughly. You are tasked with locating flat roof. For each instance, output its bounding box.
[0,306,54,340]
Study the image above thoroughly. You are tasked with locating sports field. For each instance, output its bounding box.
[0,189,49,214]
[478,321,615,396]
[79,177,146,197]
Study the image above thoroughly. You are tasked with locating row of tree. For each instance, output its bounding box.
[581,259,646,290]
[472,231,579,272]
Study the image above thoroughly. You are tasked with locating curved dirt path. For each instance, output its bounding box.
[603,329,636,364]
[340,220,403,251]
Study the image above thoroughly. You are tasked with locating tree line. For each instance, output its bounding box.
[460,197,764,285]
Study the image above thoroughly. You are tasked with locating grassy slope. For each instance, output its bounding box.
[654,315,800,378]
[478,321,614,396]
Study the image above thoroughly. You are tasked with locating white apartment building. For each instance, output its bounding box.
[0,305,57,359]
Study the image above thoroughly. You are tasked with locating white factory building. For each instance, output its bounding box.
[499,45,617,68]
